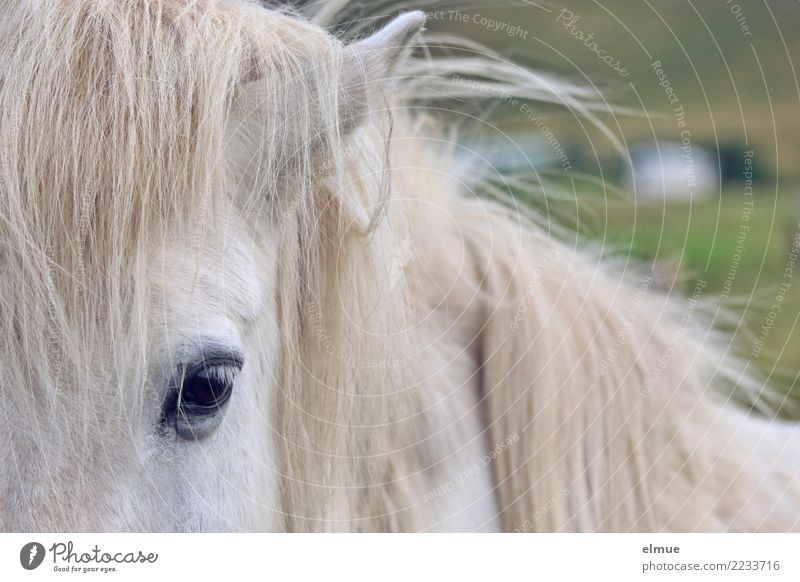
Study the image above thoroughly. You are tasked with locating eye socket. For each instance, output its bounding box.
[160,353,244,440]
[179,362,237,412]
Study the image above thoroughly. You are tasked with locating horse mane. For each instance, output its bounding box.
[2,0,798,531]
[292,0,800,531]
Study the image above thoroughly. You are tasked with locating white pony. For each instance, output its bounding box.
[0,0,798,532]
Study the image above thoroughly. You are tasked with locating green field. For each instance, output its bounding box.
[431,0,800,179]
[523,177,800,406]
[431,0,800,410]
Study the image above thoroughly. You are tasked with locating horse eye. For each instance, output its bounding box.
[160,354,244,440]
[180,365,237,411]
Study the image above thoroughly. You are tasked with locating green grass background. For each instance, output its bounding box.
[429,1,800,406]
[524,177,800,406]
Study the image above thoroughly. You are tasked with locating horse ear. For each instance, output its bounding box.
[339,12,426,132]
[336,12,425,232]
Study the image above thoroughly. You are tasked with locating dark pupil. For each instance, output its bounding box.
[181,369,231,409]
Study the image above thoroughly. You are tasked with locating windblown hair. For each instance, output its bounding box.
[290,0,800,532]
[289,0,800,532]
[2,0,798,532]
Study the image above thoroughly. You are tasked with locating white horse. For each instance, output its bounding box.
[1,0,798,532]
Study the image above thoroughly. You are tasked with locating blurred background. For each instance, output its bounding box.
[409,0,800,411]
[293,0,800,409]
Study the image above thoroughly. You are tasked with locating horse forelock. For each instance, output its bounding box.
[0,0,346,390]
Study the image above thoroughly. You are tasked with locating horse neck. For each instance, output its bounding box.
[388,113,800,532]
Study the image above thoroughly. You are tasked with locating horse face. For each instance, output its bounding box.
[0,8,424,532]
[0,214,282,532]
[133,221,282,532]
